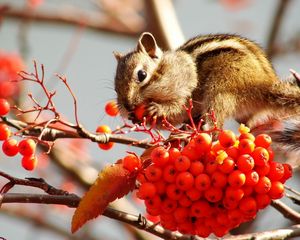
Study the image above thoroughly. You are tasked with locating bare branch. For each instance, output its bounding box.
[271,200,300,223]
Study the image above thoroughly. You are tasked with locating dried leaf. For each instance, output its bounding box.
[71,162,136,233]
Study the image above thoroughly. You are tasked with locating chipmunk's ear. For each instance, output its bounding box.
[137,32,162,59]
[113,51,123,61]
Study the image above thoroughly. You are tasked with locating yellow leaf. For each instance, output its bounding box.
[71,162,136,233]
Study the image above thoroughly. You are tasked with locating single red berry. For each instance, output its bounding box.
[174,155,191,172]
[145,164,162,181]
[218,130,236,148]
[196,224,211,238]
[0,98,10,116]
[0,123,11,141]
[238,138,255,154]
[243,185,254,196]
[211,141,225,155]
[211,171,227,188]
[204,187,223,202]
[194,133,212,152]
[226,146,239,159]
[189,161,204,176]
[176,171,194,190]
[123,154,141,172]
[168,147,181,164]
[18,138,36,156]
[161,198,177,213]
[174,207,189,223]
[252,147,269,166]
[218,157,235,174]
[239,132,255,141]
[255,194,271,209]
[225,186,244,203]
[195,173,211,191]
[186,188,202,201]
[190,200,212,217]
[166,183,183,200]
[228,170,246,188]
[134,104,146,120]
[237,154,254,172]
[2,138,18,156]
[153,180,166,195]
[239,197,257,215]
[205,161,218,174]
[151,146,169,167]
[255,134,272,148]
[254,176,271,194]
[267,162,284,181]
[22,155,38,171]
[268,181,284,199]
[104,100,119,117]
[178,195,192,207]
[163,164,177,183]
[137,182,157,200]
[245,171,259,186]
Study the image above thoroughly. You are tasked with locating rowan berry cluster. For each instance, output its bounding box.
[0,98,38,171]
[133,125,292,237]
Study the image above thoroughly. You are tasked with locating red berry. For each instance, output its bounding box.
[211,171,227,188]
[0,98,10,115]
[218,130,236,148]
[163,164,177,183]
[0,123,11,141]
[18,138,36,156]
[226,146,239,159]
[2,138,18,156]
[268,181,284,199]
[228,170,246,188]
[218,157,235,174]
[225,186,244,203]
[237,154,254,172]
[281,163,293,183]
[251,147,269,166]
[194,133,212,152]
[255,194,271,209]
[239,132,255,141]
[21,155,38,171]
[168,147,181,164]
[181,140,199,161]
[176,172,194,190]
[238,139,255,154]
[239,197,257,215]
[137,182,157,200]
[104,100,119,117]
[161,198,177,213]
[267,162,284,181]
[245,171,259,186]
[123,154,141,172]
[195,173,211,191]
[186,188,202,201]
[151,146,169,167]
[254,162,270,176]
[134,104,145,120]
[166,184,183,200]
[254,176,271,194]
[204,187,223,202]
[191,200,212,217]
[255,134,272,148]
[174,207,189,223]
[174,155,191,172]
[145,164,162,181]
[189,161,204,176]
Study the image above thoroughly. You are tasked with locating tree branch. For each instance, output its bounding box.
[271,200,300,223]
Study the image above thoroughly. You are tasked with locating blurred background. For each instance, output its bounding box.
[0,0,300,239]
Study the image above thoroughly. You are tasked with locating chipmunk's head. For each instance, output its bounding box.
[114,32,163,120]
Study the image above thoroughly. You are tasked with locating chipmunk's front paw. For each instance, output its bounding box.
[146,102,165,119]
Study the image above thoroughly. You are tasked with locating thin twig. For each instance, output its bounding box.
[271,200,300,223]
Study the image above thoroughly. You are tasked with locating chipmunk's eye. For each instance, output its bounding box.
[137,70,147,82]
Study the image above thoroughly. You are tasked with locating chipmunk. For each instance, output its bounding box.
[114,32,300,141]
